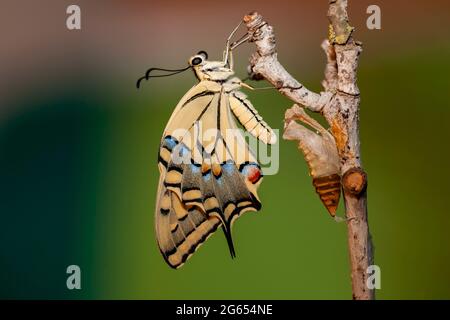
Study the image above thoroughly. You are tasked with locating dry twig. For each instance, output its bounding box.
[243,0,374,300]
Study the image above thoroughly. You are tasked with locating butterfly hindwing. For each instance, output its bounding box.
[155,181,222,269]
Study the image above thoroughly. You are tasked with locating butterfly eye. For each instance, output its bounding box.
[197,50,208,59]
[191,57,203,66]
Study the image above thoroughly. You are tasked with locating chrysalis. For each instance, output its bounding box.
[284,104,341,217]
[138,23,276,268]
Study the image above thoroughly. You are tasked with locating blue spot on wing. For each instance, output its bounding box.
[222,162,235,174]
[179,144,190,157]
[191,164,201,174]
[203,172,211,180]
[163,136,178,151]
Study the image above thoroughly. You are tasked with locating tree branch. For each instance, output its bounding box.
[244,0,374,300]
[244,12,333,113]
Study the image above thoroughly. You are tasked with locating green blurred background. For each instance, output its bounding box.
[1,0,450,299]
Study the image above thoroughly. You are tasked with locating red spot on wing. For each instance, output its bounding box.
[247,167,261,184]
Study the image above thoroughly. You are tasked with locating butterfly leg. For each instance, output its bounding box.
[230,34,251,50]
[227,34,251,70]
[239,82,276,91]
[239,82,255,90]
[223,21,242,67]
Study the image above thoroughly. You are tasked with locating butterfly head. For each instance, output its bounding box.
[136,50,235,89]
[189,51,234,82]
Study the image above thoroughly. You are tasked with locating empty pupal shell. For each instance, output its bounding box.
[283,104,341,216]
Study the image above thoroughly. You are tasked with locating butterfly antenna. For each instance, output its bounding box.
[136,66,190,89]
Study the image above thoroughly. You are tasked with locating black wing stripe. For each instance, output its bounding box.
[182,90,216,108]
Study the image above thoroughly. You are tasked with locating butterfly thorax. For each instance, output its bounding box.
[192,60,235,81]
[189,53,244,92]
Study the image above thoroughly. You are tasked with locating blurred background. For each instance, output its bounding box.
[1,0,450,299]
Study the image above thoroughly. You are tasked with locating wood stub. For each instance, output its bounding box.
[313,174,341,217]
[342,167,367,196]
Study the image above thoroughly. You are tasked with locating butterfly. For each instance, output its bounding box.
[138,24,276,269]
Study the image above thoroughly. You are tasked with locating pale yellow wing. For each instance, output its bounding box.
[155,82,264,268]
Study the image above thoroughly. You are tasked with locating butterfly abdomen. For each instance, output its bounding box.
[229,92,277,144]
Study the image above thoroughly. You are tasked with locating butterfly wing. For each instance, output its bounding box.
[155,177,222,268]
[155,81,266,268]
